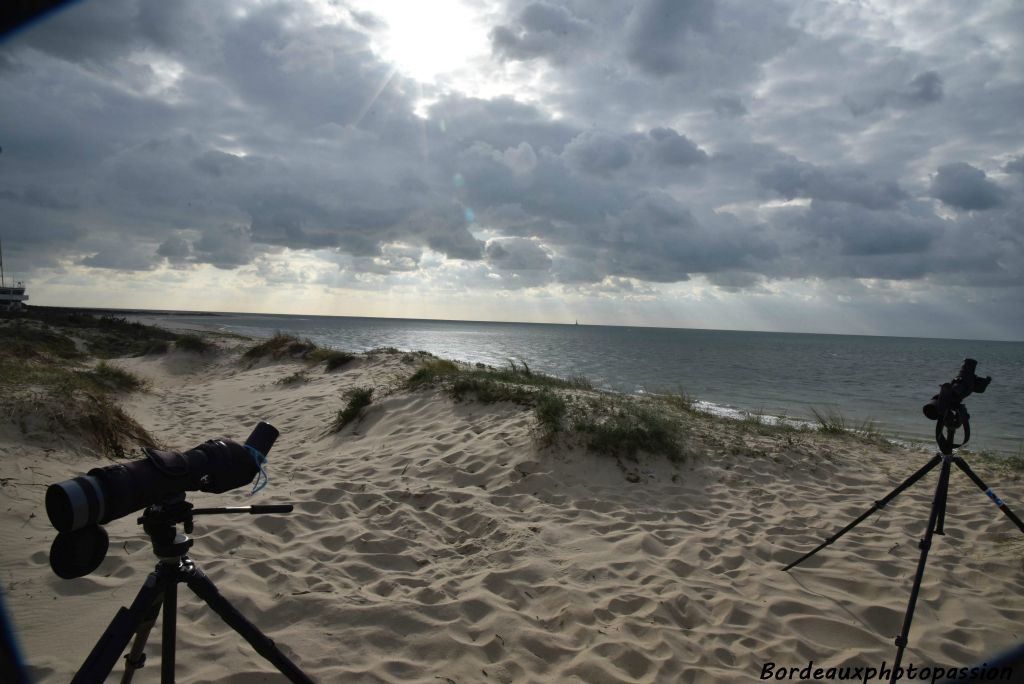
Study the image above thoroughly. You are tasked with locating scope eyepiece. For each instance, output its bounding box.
[922,358,991,421]
[245,421,279,457]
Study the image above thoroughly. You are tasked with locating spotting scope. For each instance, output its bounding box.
[44,422,278,579]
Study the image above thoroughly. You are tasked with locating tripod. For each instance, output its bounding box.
[783,405,1024,683]
[71,496,314,684]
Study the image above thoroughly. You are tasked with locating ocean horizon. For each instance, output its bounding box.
[103,307,1023,457]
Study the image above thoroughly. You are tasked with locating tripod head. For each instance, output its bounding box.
[924,358,992,455]
[139,494,294,562]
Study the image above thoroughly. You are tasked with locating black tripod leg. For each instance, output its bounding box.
[182,564,315,684]
[782,454,942,571]
[889,456,952,683]
[72,568,171,684]
[161,578,177,684]
[119,583,164,684]
[935,485,948,535]
[953,457,1024,535]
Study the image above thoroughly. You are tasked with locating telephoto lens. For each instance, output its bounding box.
[45,422,278,533]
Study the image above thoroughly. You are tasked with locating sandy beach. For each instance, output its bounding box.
[2,324,1023,683]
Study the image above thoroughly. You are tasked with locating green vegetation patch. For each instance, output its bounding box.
[309,348,355,371]
[407,358,590,394]
[331,387,374,432]
[0,357,146,396]
[242,332,318,361]
[243,332,354,371]
[22,312,181,358]
[73,392,158,457]
[0,323,83,360]
[534,390,568,436]
[809,406,879,437]
[406,358,685,460]
[174,333,215,354]
[85,362,148,393]
[567,397,684,460]
[275,370,311,386]
[6,389,157,458]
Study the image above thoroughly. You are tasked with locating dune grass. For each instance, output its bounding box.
[809,406,880,437]
[331,387,374,432]
[534,390,568,437]
[243,332,318,361]
[0,323,83,360]
[553,395,685,461]
[407,358,685,460]
[86,362,148,393]
[73,393,158,457]
[0,311,167,457]
[275,370,311,386]
[143,340,171,354]
[408,358,591,394]
[310,348,355,371]
[243,332,354,371]
[174,333,215,354]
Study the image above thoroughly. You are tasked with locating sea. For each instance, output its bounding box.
[163,312,1024,457]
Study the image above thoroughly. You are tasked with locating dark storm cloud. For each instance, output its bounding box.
[192,224,255,270]
[2,0,1023,336]
[758,161,908,209]
[711,95,747,118]
[429,95,577,152]
[844,71,944,116]
[0,185,78,210]
[156,235,192,261]
[563,130,633,175]
[624,0,715,76]
[1003,156,1024,176]
[355,243,422,274]
[426,230,485,261]
[491,1,593,63]
[647,128,708,167]
[930,163,1006,211]
[485,238,552,271]
[80,244,157,271]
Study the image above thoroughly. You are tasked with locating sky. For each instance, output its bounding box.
[1,0,1022,340]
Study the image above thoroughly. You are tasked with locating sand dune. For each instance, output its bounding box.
[2,338,1023,682]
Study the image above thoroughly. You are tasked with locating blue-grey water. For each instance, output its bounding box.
[168,313,1024,456]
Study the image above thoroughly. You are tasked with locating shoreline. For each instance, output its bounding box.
[128,312,987,461]
[1,316,1023,682]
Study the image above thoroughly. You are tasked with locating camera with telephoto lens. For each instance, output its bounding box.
[922,358,991,421]
[45,421,278,578]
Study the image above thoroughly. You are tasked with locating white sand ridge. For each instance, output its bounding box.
[1,339,1023,682]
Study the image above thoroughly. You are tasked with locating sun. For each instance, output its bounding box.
[352,0,491,85]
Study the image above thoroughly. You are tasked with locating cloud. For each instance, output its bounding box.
[563,130,633,175]
[192,225,256,269]
[711,94,747,117]
[485,237,552,272]
[80,243,159,271]
[647,128,708,167]
[157,236,192,261]
[758,161,908,209]
[624,0,716,75]
[844,70,944,116]
[1004,156,1024,175]
[2,0,1022,338]
[929,163,1005,211]
[491,2,593,63]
